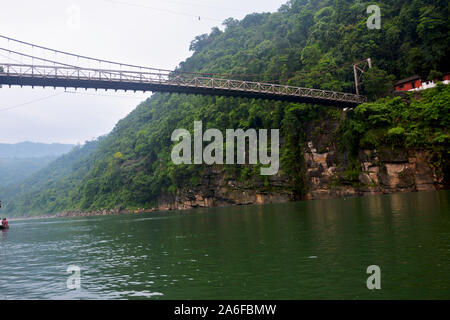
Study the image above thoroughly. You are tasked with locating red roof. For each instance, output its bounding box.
[395,75,421,86]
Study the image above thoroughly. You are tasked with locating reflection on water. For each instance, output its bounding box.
[0,191,449,299]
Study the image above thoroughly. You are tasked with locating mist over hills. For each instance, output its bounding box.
[0,142,75,187]
[0,142,75,158]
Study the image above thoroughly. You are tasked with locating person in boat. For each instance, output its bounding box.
[1,218,7,228]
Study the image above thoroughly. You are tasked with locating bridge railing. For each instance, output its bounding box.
[0,63,367,104]
[0,34,368,105]
[0,63,169,82]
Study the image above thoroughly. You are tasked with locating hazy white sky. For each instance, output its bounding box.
[0,0,285,144]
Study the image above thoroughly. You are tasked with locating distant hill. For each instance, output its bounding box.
[0,139,100,213]
[0,142,75,158]
[0,157,57,187]
[0,142,75,187]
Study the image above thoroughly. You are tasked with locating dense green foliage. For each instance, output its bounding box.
[342,84,450,151]
[1,0,449,216]
[181,0,449,95]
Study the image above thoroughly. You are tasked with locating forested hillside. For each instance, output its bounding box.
[1,0,448,216]
[0,157,57,187]
[0,142,75,187]
[0,140,99,213]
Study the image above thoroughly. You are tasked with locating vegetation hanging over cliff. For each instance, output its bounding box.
[342,85,450,152]
[1,0,449,216]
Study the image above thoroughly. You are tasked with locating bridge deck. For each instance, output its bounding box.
[0,64,366,107]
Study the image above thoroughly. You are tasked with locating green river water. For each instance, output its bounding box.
[0,191,449,300]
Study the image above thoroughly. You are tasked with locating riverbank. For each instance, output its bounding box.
[8,187,448,220]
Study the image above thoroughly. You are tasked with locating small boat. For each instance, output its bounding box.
[0,225,9,230]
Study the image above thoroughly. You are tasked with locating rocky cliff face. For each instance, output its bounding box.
[301,110,447,200]
[155,111,448,212]
[304,143,443,200]
[156,167,293,211]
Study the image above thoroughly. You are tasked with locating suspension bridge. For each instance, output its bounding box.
[0,35,367,107]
